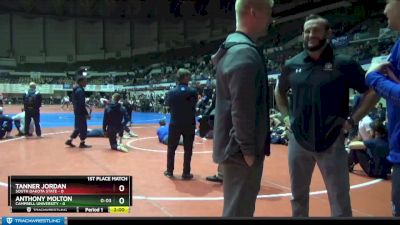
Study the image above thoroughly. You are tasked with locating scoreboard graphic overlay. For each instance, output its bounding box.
[8,176,132,213]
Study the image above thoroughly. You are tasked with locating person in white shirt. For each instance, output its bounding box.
[358,114,373,141]
[12,108,34,136]
[99,97,109,108]
[61,95,70,110]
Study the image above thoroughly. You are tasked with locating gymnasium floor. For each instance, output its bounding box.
[0,105,393,217]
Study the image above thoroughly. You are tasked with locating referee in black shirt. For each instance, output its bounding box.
[164,68,197,180]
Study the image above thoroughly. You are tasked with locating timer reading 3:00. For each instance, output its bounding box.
[109,206,130,214]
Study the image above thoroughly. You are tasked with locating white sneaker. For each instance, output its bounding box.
[117,145,128,153]
[129,132,138,137]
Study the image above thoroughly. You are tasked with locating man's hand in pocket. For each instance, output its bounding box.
[243,154,255,167]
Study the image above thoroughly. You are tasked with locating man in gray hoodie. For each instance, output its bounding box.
[212,0,274,217]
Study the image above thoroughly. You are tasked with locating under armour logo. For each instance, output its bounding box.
[323,63,333,71]
[295,68,302,73]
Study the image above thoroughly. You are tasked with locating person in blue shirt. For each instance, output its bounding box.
[0,107,13,139]
[365,0,400,217]
[348,120,392,179]
[157,119,183,145]
[157,119,169,145]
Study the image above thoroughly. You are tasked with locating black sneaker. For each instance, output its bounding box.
[65,140,76,147]
[79,143,92,148]
[164,171,173,178]
[206,175,223,183]
[182,173,194,180]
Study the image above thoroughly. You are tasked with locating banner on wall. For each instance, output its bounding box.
[85,85,97,92]
[331,35,349,48]
[0,83,124,93]
[38,84,51,94]
[53,85,63,91]
[63,84,72,90]
[0,84,53,94]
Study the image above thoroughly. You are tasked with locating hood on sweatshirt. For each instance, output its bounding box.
[108,102,121,110]
[211,32,258,66]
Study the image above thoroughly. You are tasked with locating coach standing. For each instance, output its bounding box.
[275,14,379,217]
[164,68,197,180]
[65,76,91,148]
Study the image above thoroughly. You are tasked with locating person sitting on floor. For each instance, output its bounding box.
[0,107,13,139]
[348,119,392,179]
[12,108,34,136]
[157,119,183,145]
[86,128,106,138]
[86,128,136,140]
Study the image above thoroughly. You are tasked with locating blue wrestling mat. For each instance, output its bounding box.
[5,112,170,128]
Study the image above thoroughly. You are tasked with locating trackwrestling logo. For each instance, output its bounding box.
[2,217,64,225]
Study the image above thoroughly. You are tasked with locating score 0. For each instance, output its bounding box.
[117,184,126,205]
[118,184,125,192]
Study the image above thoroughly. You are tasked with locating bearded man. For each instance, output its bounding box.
[274,14,379,217]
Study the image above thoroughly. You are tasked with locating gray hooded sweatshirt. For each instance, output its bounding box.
[211,31,270,164]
